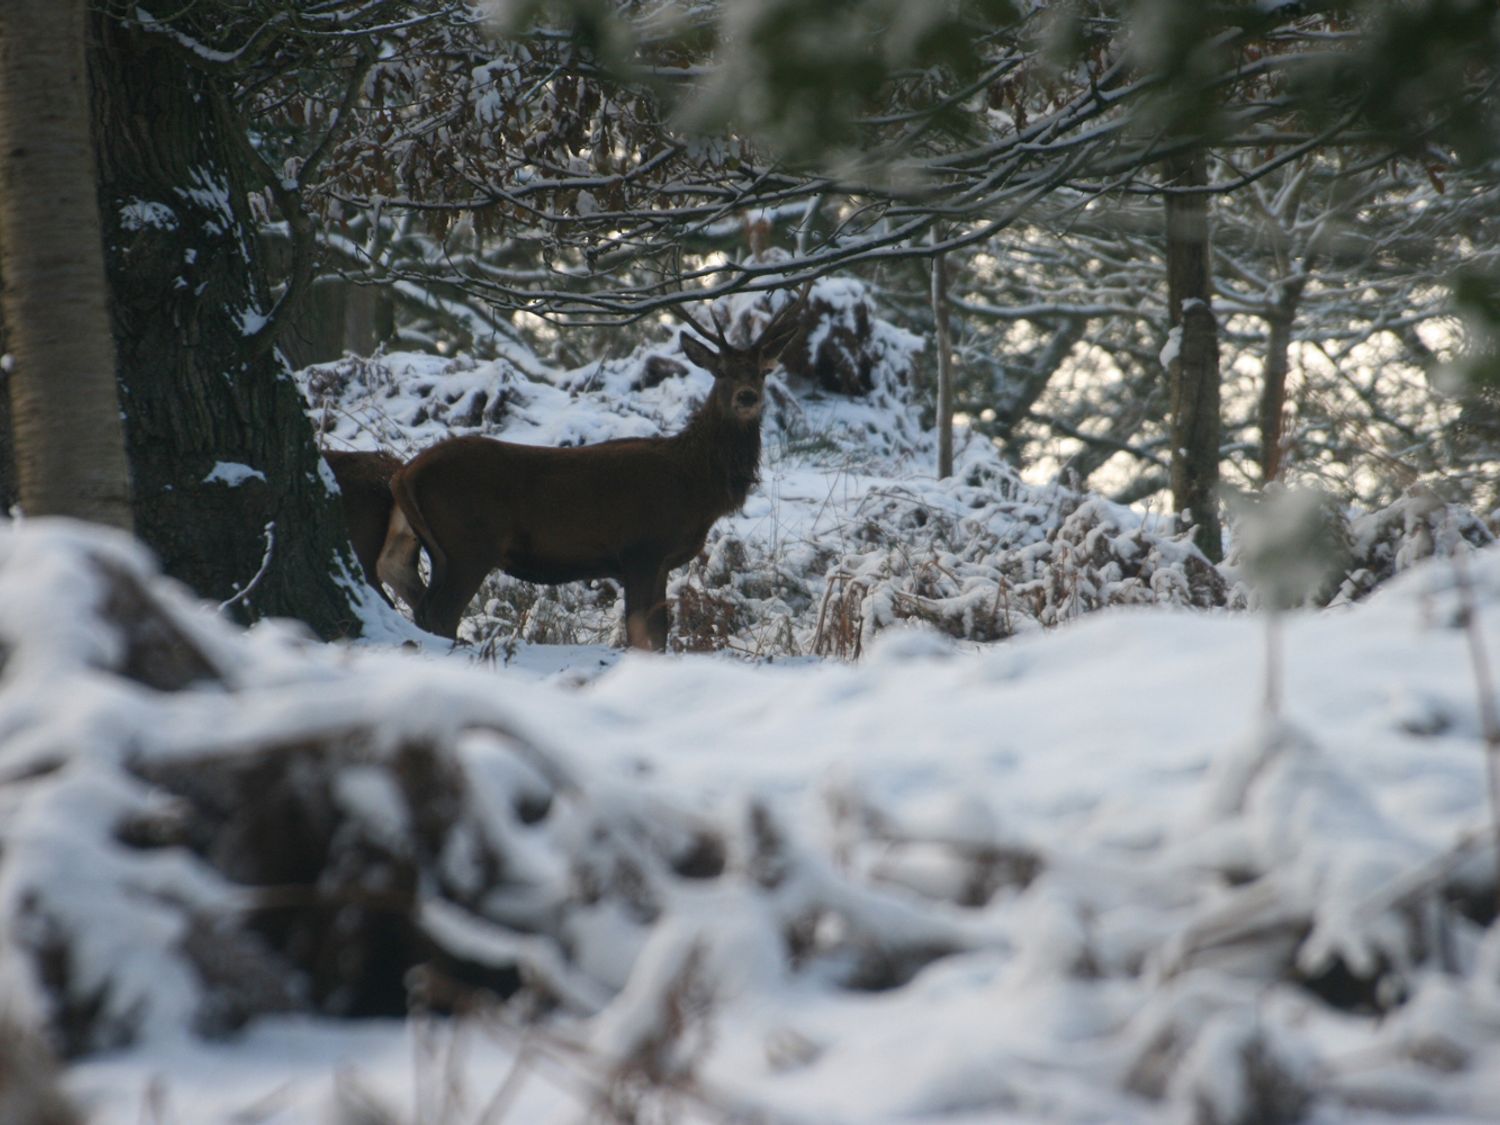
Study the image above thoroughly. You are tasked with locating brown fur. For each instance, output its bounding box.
[325,449,402,604]
[377,312,801,649]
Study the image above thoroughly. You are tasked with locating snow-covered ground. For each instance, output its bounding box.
[3,519,1499,1123]
[3,283,1500,1123]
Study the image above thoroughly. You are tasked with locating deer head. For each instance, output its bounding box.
[676,289,807,425]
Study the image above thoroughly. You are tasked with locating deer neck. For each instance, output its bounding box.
[677,395,762,512]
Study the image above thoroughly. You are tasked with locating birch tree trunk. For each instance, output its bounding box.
[0,0,133,531]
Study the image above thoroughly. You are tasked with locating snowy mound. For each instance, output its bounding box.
[3,520,1500,1122]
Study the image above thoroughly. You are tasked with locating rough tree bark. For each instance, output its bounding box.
[87,12,365,637]
[0,0,133,531]
[1164,152,1223,562]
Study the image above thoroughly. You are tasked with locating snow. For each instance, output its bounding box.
[202,461,267,487]
[1160,324,1182,370]
[1,520,1497,1121]
[3,282,1500,1123]
[236,306,270,336]
[118,199,179,232]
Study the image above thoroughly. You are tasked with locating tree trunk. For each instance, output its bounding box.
[0,0,133,531]
[89,13,364,637]
[1257,274,1307,485]
[1164,152,1223,562]
[1258,311,1293,485]
[279,277,350,371]
[344,283,395,357]
[0,301,14,514]
[931,250,954,479]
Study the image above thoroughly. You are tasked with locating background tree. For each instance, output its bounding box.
[291,0,1500,531]
[10,0,1497,642]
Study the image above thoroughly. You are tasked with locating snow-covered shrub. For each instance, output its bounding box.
[6,522,1500,1122]
[1223,484,1496,609]
[0,525,698,1053]
[819,484,1227,657]
[0,523,997,1062]
[777,276,907,397]
[296,277,1497,666]
[1338,485,1495,602]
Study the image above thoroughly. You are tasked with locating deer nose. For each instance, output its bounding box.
[735,389,760,410]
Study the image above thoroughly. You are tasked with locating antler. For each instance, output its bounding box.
[672,281,812,354]
[670,299,735,352]
[751,280,812,351]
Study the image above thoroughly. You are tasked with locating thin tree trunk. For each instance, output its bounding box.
[1164,152,1223,562]
[0,0,133,531]
[344,282,395,356]
[931,249,954,479]
[1258,311,1293,485]
[1258,274,1307,485]
[990,318,1086,451]
[88,12,364,637]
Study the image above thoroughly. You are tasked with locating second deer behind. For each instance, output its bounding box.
[376,295,804,650]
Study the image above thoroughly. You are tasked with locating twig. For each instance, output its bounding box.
[1448,533,1500,919]
[218,520,275,614]
[1264,610,1283,720]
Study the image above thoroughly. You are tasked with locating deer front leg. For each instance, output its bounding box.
[623,564,671,652]
[647,565,671,651]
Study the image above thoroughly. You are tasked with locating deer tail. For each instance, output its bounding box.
[401,470,450,585]
[379,467,448,613]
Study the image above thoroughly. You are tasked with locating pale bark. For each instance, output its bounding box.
[0,0,133,530]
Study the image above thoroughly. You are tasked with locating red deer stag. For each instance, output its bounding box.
[325,449,402,604]
[376,295,804,649]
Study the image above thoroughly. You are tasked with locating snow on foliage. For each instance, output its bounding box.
[5,276,1500,1121]
[297,277,1491,661]
[297,277,1239,656]
[3,518,1500,1122]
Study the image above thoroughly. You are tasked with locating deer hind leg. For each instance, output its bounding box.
[376,506,426,611]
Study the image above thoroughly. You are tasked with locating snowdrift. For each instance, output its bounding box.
[3,519,1500,1123]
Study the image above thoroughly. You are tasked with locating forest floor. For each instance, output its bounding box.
[4,285,1500,1122]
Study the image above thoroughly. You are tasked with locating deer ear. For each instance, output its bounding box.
[680,332,719,374]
